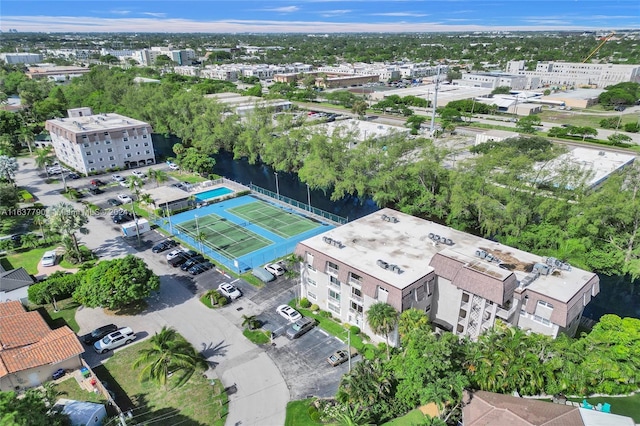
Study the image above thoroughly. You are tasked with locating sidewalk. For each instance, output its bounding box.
[16,157,290,426]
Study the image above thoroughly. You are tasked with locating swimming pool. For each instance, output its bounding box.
[194,187,233,202]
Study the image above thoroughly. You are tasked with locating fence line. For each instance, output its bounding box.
[248,184,347,225]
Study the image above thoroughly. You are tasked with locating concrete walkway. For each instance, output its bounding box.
[15,157,289,426]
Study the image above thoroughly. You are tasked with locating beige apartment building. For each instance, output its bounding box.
[295,208,599,346]
[45,107,155,175]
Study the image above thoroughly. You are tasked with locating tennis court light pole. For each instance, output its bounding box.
[194,214,203,252]
[130,198,141,247]
[306,184,311,212]
[274,172,280,200]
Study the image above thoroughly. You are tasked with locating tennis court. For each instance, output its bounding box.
[161,195,335,272]
[229,201,318,238]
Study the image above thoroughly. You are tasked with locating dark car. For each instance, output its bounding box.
[52,368,66,380]
[188,261,214,275]
[180,255,206,271]
[82,324,119,345]
[112,213,133,224]
[90,179,104,186]
[327,348,358,367]
[285,317,316,339]
[152,240,178,253]
[107,198,122,207]
[67,172,80,179]
[88,186,103,195]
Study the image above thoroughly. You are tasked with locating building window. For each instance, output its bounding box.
[85,151,91,156]
[307,263,316,272]
[349,301,363,314]
[145,150,151,154]
[89,167,96,171]
[144,142,149,147]
[348,272,362,286]
[328,289,340,302]
[126,153,132,158]
[108,156,114,161]
[82,135,87,139]
[96,150,101,154]
[328,302,341,314]
[533,315,552,326]
[307,278,316,287]
[107,148,113,153]
[111,164,117,168]
[136,152,141,156]
[123,137,128,142]
[124,145,130,150]
[142,135,148,138]
[83,143,89,147]
[329,275,341,289]
[377,286,389,302]
[88,160,94,164]
[98,158,103,162]
[135,143,139,147]
[326,261,339,275]
[105,140,111,144]
[308,291,317,301]
[538,300,554,309]
[104,132,109,135]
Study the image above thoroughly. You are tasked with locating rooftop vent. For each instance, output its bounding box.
[533,263,551,276]
[381,214,399,223]
[544,257,572,272]
[388,264,403,274]
[376,259,389,269]
[429,233,453,245]
[519,271,540,288]
[322,236,343,248]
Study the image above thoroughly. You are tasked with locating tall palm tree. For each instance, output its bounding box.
[20,233,40,249]
[366,302,398,360]
[45,202,88,260]
[35,146,55,176]
[18,126,35,155]
[134,326,207,389]
[147,168,168,188]
[33,214,48,242]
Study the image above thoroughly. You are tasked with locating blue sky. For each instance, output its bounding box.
[2,1,638,33]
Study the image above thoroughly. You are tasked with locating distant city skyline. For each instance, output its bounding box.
[2,0,638,33]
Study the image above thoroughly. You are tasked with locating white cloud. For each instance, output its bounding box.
[142,12,167,18]
[260,6,300,13]
[321,9,352,17]
[109,10,131,15]
[370,12,429,17]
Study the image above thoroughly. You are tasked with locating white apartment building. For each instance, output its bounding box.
[201,65,240,81]
[462,72,527,90]
[45,108,155,175]
[295,208,599,346]
[507,60,640,89]
[0,53,42,64]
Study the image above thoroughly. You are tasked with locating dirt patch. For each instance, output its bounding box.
[479,247,535,273]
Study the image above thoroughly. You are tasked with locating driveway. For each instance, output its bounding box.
[15,158,289,426]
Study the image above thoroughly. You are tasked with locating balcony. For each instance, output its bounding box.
[496,304,518,320]
[349,306,363,315]
[326,266,339,276]
[350,293,363,304]
[328,280,341,290]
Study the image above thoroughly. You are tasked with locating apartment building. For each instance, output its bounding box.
[45,107,155,175]
[0,52,42,64]
[294,208,599,346]
[506,60,640,89]
[461,72,527,90]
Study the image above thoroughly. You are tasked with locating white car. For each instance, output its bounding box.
[169,163,180,171]
[93,327,136,354]
[131,170,146,179]
[265,263,285,277]
[276,305,302,322]
[166,249,184,261]
[41,251,57,267]
[117,194,132,203]
[218,283,242,300]
[112,174,125,182]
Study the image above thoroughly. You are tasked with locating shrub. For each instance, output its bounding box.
[299,297,311,308]
[349,325,361,335]
[18,190,35,202]
[320,310,332,318]
[310,304,319,312]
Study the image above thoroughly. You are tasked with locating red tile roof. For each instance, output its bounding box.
[0,301,84,378]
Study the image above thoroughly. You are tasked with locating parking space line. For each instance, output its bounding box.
[317,329,328,337]
[334,336,343,343]
[230,278,239,283]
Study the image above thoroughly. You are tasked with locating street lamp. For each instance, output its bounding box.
[274,171,280,200]
[306,183,311,212]
[130,198,141,247]
[195,214,202,252]
[347,328,352,373]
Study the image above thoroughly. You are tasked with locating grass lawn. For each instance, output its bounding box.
[538,109,639,128]
[3,244,62,275]
[381,409,428,425]
[96,338,228,425]
[568,394,640,422]
[243,328,271,345]
[54,376,107,404]
[285,399,324,426]
[32,297,81,333]
[168,171,209,184]
[0,215,28,237]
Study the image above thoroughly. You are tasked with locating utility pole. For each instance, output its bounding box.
[130,198,141,246]
[347,328,352,373]
[429,66,441,137]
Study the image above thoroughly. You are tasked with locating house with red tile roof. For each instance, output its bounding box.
[0,301,84,391]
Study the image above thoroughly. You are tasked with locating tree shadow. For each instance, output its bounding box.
[200,340,230,369]
[117,393,208,426]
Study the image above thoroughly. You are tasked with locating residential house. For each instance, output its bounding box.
[0,264,35,303]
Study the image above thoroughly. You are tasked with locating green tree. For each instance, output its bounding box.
[45,202,89,261]
[352,100,368,117]
[398,308,430,342]
[607,133,632,146]
[366,302,398,360]
[73,255,160,309]
[19,232,39,249]
[0,388,69,426]
[491,86,511,95]
[516,115,541,133]
[241,314,260,330]
[134,326,207,389]
[34,146,55,176]
[147,168,168,188]
[0,155,18,184]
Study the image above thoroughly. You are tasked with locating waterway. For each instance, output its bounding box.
[212,150,640,322]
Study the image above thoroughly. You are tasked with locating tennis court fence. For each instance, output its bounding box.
[249,184,347,225]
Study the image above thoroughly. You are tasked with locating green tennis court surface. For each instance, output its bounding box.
[176,214,271,259]
[229,202,319,238]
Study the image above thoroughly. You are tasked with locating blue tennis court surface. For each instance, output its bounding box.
[158,195,334,272]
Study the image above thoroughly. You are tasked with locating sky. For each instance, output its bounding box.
[1,1,638,33]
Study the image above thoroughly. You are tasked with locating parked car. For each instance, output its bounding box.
[90,179,104,186]
[166,249,184,261]
[131,170,146,178]
[112,213,134,224]
[252,268,275,283]
[107,198,121,207]
[111,174,125,182]
[188,261,214,275]
[82,324,119,345]
[218,283,242,300]
[152,240,178,253]
[117,194,132,203]
[286,317,316,339]
[119,180,130,187]
[327,348,358,367]
[180,255,206,271]
[276,305,302,322]
[265,263,285,276]
[41,251,57,267]
[52,368,66,380]
[88,186,103,195]
[67,172,80,179]
[168,163,180,170]
[93,327,136,354]
[168,250,198,267]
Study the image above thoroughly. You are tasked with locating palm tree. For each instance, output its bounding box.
[147,168,168,188]
[35,146,55,176]
[18,127,35,155]
[33,215,48,242]
[45,202,88,260]
[134,326,207,389]
[241,314,260,330]
[20,233,40,249]
[398,308,430,342]
[366,302,398,360]
[139,192,154,207]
